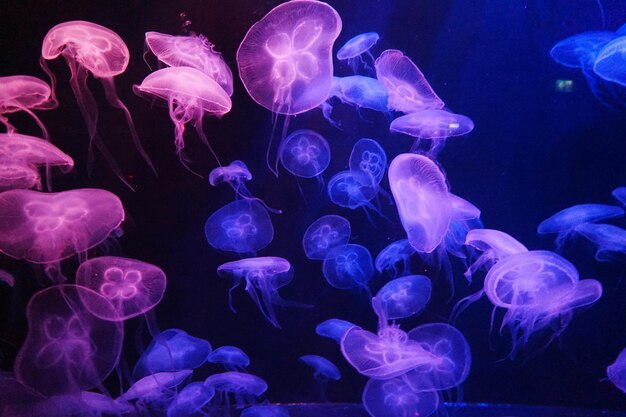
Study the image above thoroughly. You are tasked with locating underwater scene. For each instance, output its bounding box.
[1,0,626,416]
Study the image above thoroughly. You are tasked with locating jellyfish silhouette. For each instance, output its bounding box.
[302,214,351,260]
[41,20,155,186]
[134,66,232,171]
[14,284,123,396]
[166,381,215,417]
[362,376,439,417]
[207,346,251,371]
[574,223,626,262]
[322,244,374,292]
[608,348,626,394]
[0,75,57,141]
[279,129,331,184]
[336,32,380,73]
[204,372,267,410]
[375,239,416,278]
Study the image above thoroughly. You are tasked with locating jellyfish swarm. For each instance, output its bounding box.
[302,214,351,260]
[14,284,123,396]
[0,75,57,140]
[217,257,301,328]
[207,346,251,371]
[336,32,380,74]
[204,372,267,410]
[75,256,166,321]
[608,347,626,394]
[322,244,374,293]
[574,223,626,263]
[41,20,155,184]
[144,31,234,96]
[279,129,331,186]
[134,66,232,170]
[375,239,416,278]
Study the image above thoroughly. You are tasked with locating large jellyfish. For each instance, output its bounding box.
[279,129,331,181]
[204,372,267,410]
[371,275,432,323]
[0,75,57,140]
[75,256,167,321]
[574,223,626,262]
[375,239,416,278]
[134,66,232,169]
[217,257,303,328]
[41,20,155,184]
[336,32,380,73]
[322,244,374,292]
[302,214,351,260]
[14,284,123,396]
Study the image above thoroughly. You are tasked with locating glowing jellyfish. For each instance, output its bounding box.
[279,129,331,180]
[336,32,380,72]
[371,275,432,323]
[302,214,351,260]
[236,0,342,115]
[207,346,251,371]
[537,203,624,250]
[300,355,341,381]
[144,31,234,95]
[205,200,274,254]
[217,257,301,328]
[594,36,626,86]
[0,188,124,265]
[134,66,232,168]
[349,138,387,185]
[241,405,290,417]
[574,223,626,262]
[388,153,451,253]
[41,20,155,184]
[121,370,192,402]
[14,285,123,396]
[166,382,215,417]
[327,170,378,212]
[374,49,444,113]
[375,239,416,278]
[0,75,56,140]
[204,372,267,410]
[0,163,41,192]
[362,376,439,417]
[608,348,626,394]
[613,186,626,206]
[133,329,211,379]
[322,244,374,291]
[463,228,528,282]
[316,318,359,343]
[550,31,613,68]
[322,75,389,128]
[76,256,166,321]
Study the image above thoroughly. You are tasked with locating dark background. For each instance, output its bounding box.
[1,0,626,411]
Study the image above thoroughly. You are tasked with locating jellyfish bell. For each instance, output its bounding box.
[362,376,439,417]
[334,75,389,112]
[375,239,416,278]
[612,186,626,206]
[209,160,252,188]
[316,318,359,343]
[463,228,528,281]
[593,35,626,86]
[166,381,215,417]
[327,170,379,213]
[299,354,341,381]
[573,223,626,262]
[349,138,387,186]
[550,31,613,69]
[372,275,432,323]
[279,129,331,181]
[322,244,374,292]
[336,32,380,73]
[121,370,193,402]
[302,214,351,260]
[204,372,267,409]
[0,161,41,191]
[207,346,251,371]
[608,347,626,394]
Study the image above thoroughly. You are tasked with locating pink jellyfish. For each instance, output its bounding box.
[0,75,57,141]
[14,284,123,396]
[134,66,232,170]
[76,256,167,321]
[41,20,155,186]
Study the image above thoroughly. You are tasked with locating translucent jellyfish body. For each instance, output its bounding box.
[375,239,416,278]
[41,20,155,182]
[463,228,528,282]
[207,346,251,371]
[14,285,123,396]
[322,244,374,290]
[0,75,56,140]
[550,31,612,68]
[0,188,124,264]
[613,186,626,206]
[316,318,359,343]
[205,200,274,254]
[336,32,380,73]
[236,0,342,115]
[574,223,626,262]
[327,170,378,211]
[204,372,267,410]
[363,376,439,417]
[76,256,166,321]
[594,36,626,86]
[302,214,351,260]
[134,66,232,166]
[217,257,299,328]
[374,49,444,113]
[145,31,234,95]
[166,382,215,417]
[349,138,387,186]
[608,348,626,394]
[333,75,389,111]
[121,370,192,402]
[371,275,432,322]
[300,354,341,381]
[279,129,331,178]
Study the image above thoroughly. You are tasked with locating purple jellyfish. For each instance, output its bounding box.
[14,284,123,396]
[349,138,388,186]
[336,32,380,73]
[41,20,155,185]
[327,170,379,214]
[279,129,331,182]
[371,275,432,324]
[375,239,416,278]
[207,346,251,371]
[204,372,267,410]
[75,256,167,321]
[316,318,359,343]
[302,214,351,260]
[300,354,341,401]
[362,376,439,417]
[121,370,192,402]
[463,228,528,282]
[608,348,626,394]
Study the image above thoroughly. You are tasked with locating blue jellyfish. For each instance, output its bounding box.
[205,200,274,254]
[302,215,351,260]
[121,370,193,402]
[327,170,380,216]
[594,35,626,86]
[279,130,331,184]
[371,275,432,324]
[322,244,374,292]
[608,348,626,394]
[336,32,380,73]
[315,318,359,343]
[204,372,267,410]
[550,31,613,69]
[299,355,341,401]
[166,382,215,417]
[349,138,387,186]
[375,239,416,278]
[322,76,388,128]
[574,223,626,262]
[613,186,626,206]
[463,228,528,282]
[207,346,251,371]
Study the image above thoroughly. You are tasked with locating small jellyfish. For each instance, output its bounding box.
[322,244,374,292]
[207,346,251,371]
[362,376,439,417]
[371,275,432,324]
[463,228,528,282]
[608,347,626,394]
[537,203,624,250]
[134,66,232,170]
[574,223,626,262]
[299,354,341,401]
[217,257,302,328]
[374,49,444,113]
[41,21,155,185]
[14,285,123,396]
[327,170,379,214]
[279,129,331,182]
[375,239,416,278]
[76,256,166,321]
[205,200,274,254]
[0,75,57,141]
[121,370,192,402]
[133,329,211,379]
[336,32,380,73]
[612,186,626,207]
[349,138,387,186]
[204,372,267,410]
[166,382,215,417]
[302,214,351,260]
[241,405,290,417]
[144,31,234,95]
[315,318,359,343]
[236,0,342,115]
[594,35,626,86]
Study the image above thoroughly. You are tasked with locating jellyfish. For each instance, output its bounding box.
[315,318,359,343]
[279,129,331,184]
[349,138,387,186]
[550,31,613,69]
[362,376,439,417]
[0,270,15,287]
[134,66,232,170]
[375,239,416,278]
[204,372,267,410]
[573,223,626,262]
[240,405,290,417]
[327,170,379,215]
[336,32,380,73]
[41,20,155,185]
[593,35,626,86]
[205,200,274,255]
[390,109,474,156]
[463,228,528,282]
[166,382,215,417]
[302,214,351,260]
[207,346,251,371]
[120,370,193,402]
[322,75,389,128]
[299,355,341,401]
[612,186,626,206]
[0,75,57,141]
[144,31,234,96]
[374,49,444,113]
[217,257,303,328]
[608,347,626,394]
[0,188,124,269]
[371,275,432,324]
[322,244,374,292]
[14,284,123,396]
[537,203,624,250]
